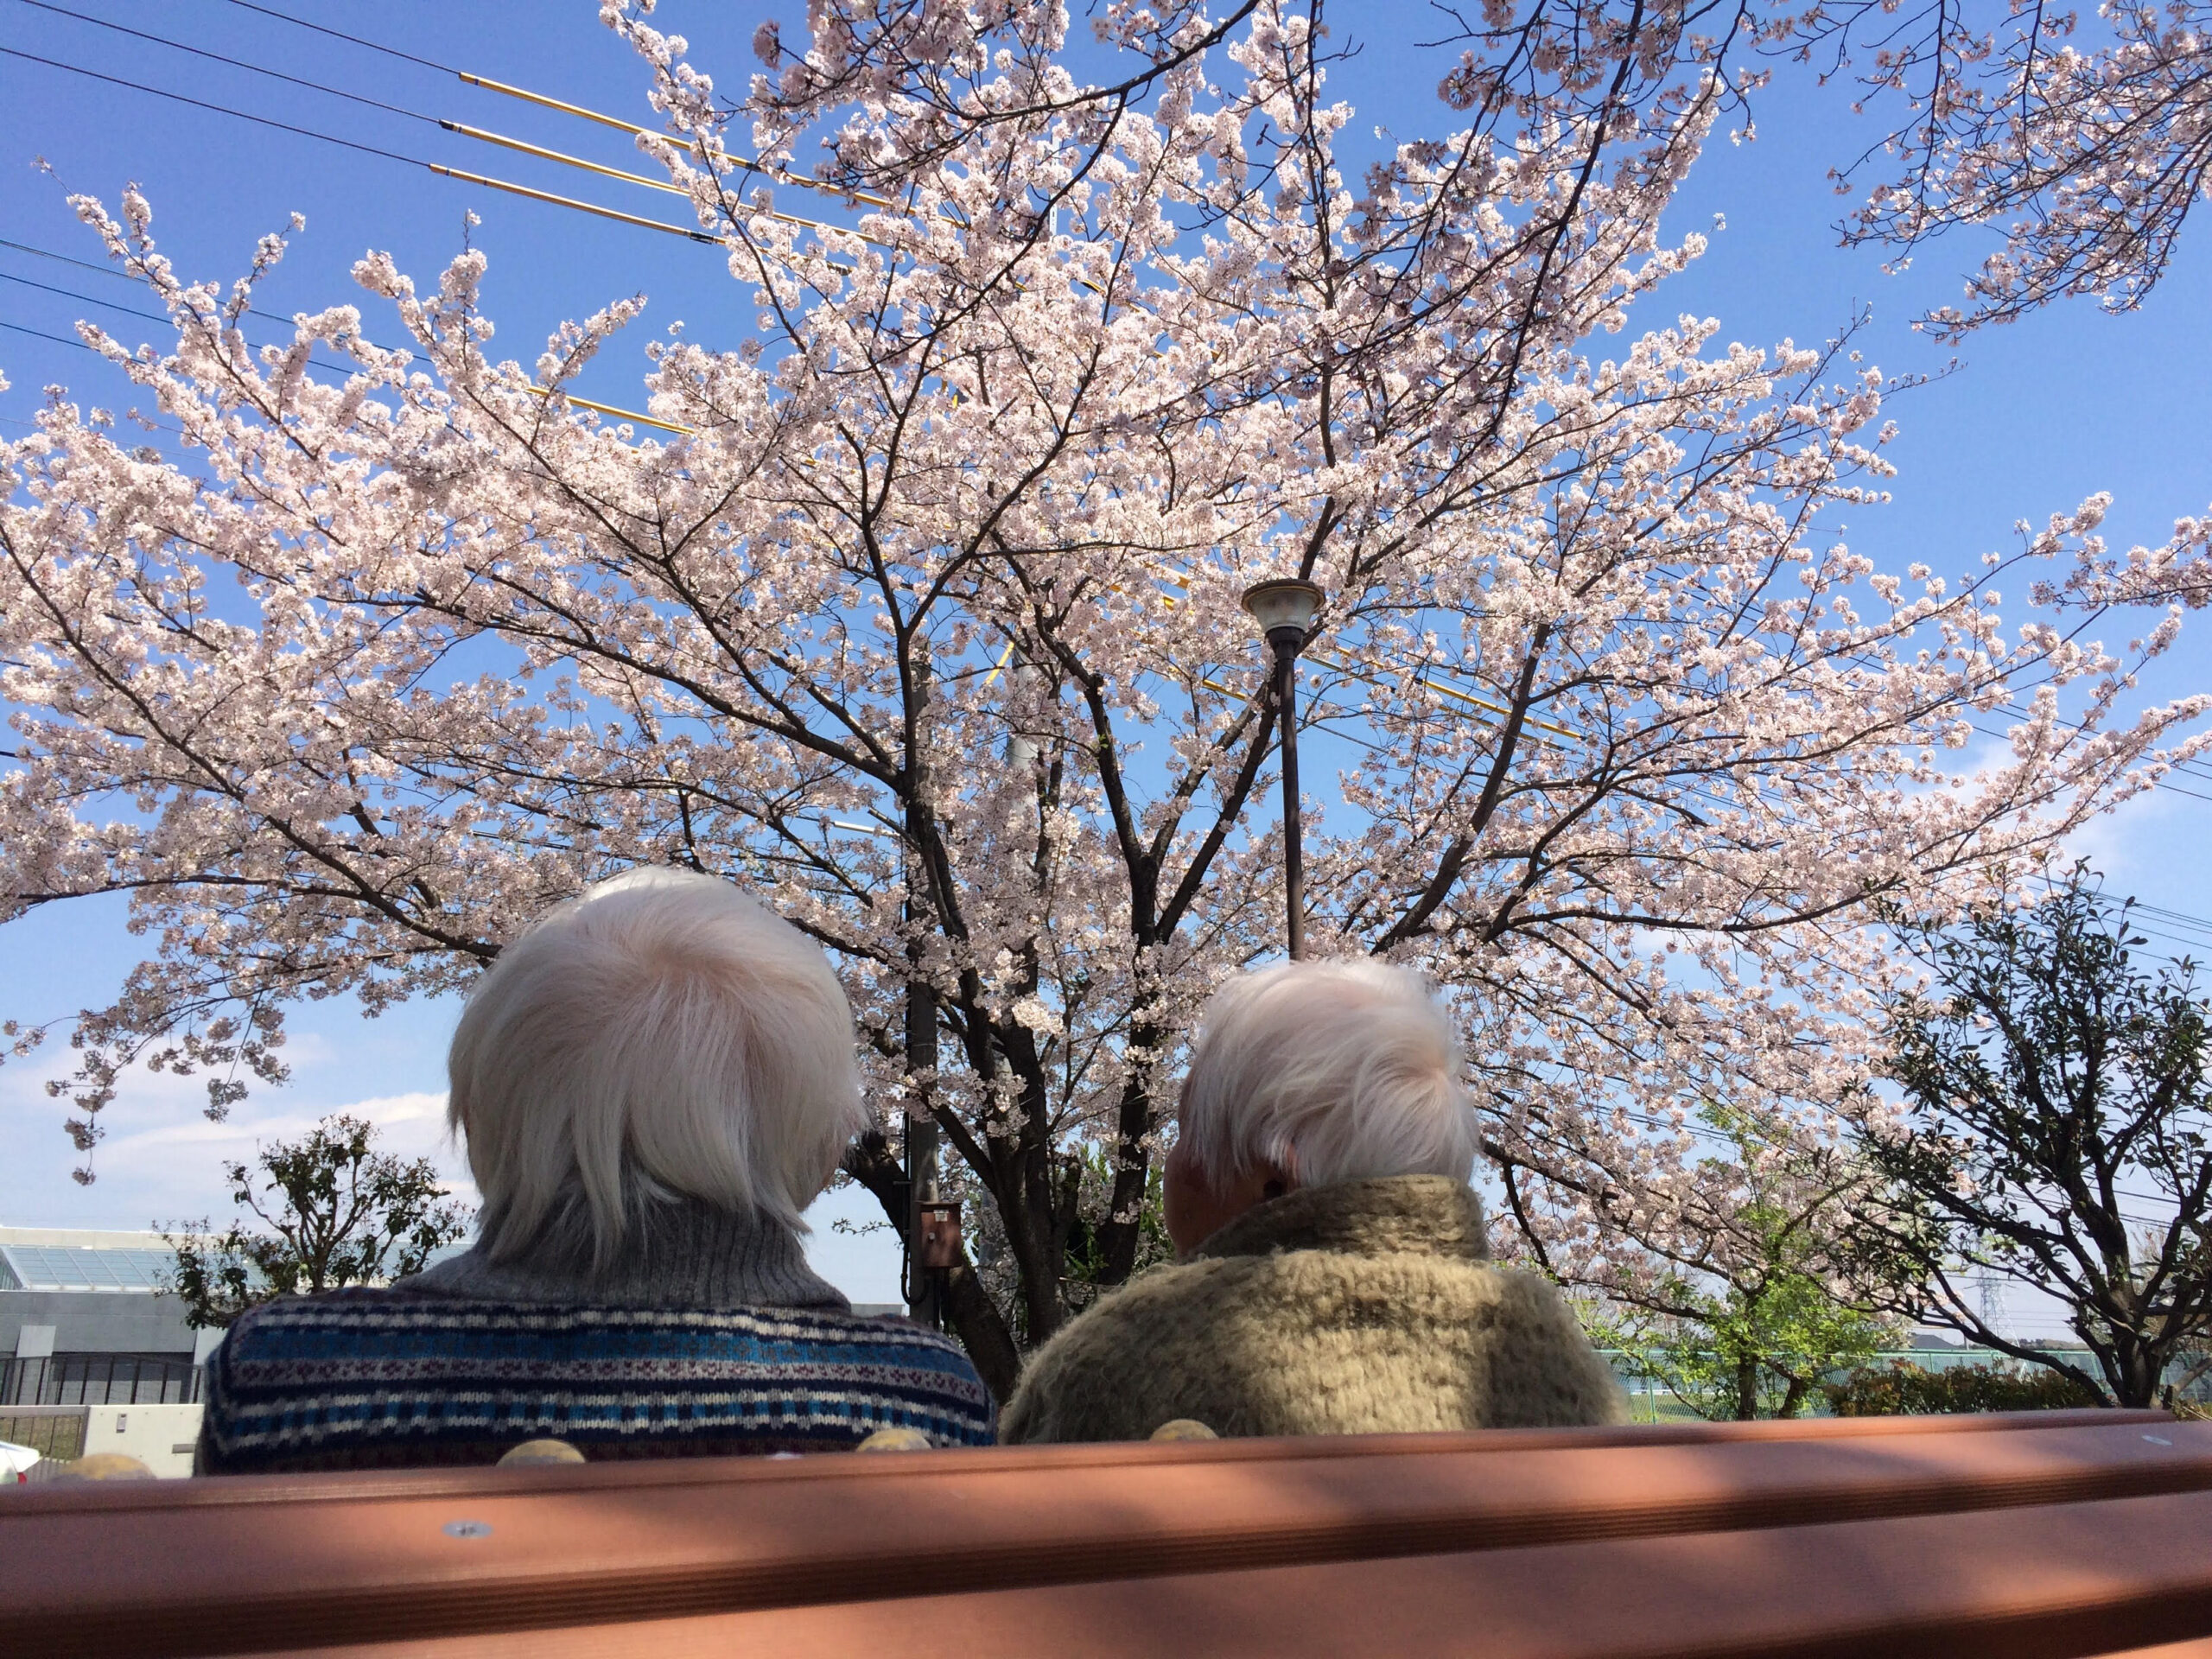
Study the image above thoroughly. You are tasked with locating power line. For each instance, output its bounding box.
[0,269,367,383]
[222,0,463,76]
[0,238,138,285]
[2,236,416,362]
[2,45,430,167]
[524,386,691,435]
[0,269,172,330]
[1796,652,2212,810]
[16,5,886,245]
[0,322,238,436]
[425,162,719,243]
[0,47,721,245]
[0,250,690,436]
[2126,915,2212,946]
[0,319,102,353]
[2025,873,2212,945]
[0,284,680,441]
[0,405,191,442]
[436,121,684,200]
[1990,686,2212,791]
[1989,702,2212,792]
[12,0,441,125]
[221,0,901,212]
[448,69,900,212]
[0,413,142,443]
[2133,902,2212,936]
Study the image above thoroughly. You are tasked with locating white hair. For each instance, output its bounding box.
[448,868,869,1266]
[1176,959,1478,1190]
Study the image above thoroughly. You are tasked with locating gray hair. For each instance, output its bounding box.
[448,868,868,1264]
[1176,958,1478,1189]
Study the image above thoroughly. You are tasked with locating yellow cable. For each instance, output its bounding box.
[441,121,687,197]
[428,163,717,242]
[524,385,690,434]
[435,131,896,251]
[457,71,898,209]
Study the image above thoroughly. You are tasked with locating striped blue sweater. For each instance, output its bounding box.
[197,1289,996,1472]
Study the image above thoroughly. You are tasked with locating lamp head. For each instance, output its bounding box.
[1240,578,1325,652]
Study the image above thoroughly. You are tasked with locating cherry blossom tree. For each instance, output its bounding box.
[4,0,2206,1395]
[1803,0,2212,334]
[2031,493,2212,610]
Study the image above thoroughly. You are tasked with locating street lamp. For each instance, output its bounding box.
[1241,577,1325,960]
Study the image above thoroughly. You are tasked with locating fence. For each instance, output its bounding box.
[0,1354,203,1408]
[0,1406,87,1462]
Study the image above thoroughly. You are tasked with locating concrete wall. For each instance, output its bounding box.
[0,1290,197,1358]
[79,1403,203,1478]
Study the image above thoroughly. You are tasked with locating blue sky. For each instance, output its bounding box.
[2,3,2206,1319]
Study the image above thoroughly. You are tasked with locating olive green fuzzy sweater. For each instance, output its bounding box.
[999,1174,1624,1443]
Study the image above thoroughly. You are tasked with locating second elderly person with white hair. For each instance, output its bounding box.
[196,868,994,1471]
[999,960,1623,1442]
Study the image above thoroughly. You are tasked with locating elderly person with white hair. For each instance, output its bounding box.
[196,869,994,1472]
[999,960,1622,1443]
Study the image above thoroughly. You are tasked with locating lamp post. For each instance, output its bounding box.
[1241,578,1325,960]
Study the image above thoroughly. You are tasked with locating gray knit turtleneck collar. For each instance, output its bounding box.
[399,1193,851,1313]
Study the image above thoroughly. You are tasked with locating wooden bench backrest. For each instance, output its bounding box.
[3,1409,2207,1658]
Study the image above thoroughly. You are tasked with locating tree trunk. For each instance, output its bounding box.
[1734,1352,1760,1421]
[1776,1375,1810,1419]
[841,1131,1022,1406]
[1001,1026,1076,1351]
[940,1258,1023,1408]
[1091,1014,1165,1288]
[2113,1341,2161,1410]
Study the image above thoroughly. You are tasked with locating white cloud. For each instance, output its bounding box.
[2,1083,476,1230]
[2060,781,2183,887]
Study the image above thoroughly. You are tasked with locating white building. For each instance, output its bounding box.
[1,1226,217,1407]
[0,1227,217,1478]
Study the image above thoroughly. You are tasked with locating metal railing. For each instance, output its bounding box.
[1,1354,202,1407]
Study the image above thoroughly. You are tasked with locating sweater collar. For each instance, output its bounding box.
[1190,1174,1491,1264]
[402,1192,851,1312]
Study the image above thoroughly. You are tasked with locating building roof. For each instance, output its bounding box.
[0,1225,176,1251]
[0,1225,475,1298]
[0,1227,180,1294]
[0,1243,177,1294]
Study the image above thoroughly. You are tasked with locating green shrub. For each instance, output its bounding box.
[1821,1359,2101,1415]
